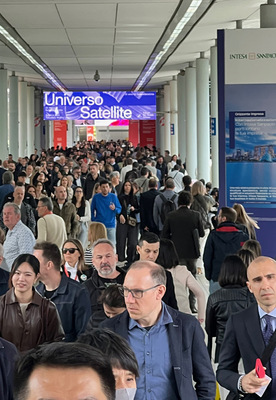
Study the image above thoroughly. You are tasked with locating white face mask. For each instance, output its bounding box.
[115,387,136,400]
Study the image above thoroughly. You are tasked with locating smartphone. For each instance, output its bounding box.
[255,358,265,378]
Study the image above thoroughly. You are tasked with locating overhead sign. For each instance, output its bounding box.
[43,91,156,121]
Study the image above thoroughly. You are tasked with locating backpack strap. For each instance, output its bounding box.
[171,194,177,202]
[160,193,167,203]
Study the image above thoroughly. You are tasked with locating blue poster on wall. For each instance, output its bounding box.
[218,28,276,257]
[225,84,276,208]
[43,91,156,121]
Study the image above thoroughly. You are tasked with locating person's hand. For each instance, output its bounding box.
[129,206,134,211]
[198,318,204,324]
[76,215,80,221]
[119,215,126,224]
[240,369,270,393]
[109,202,115,210]
[197,267,203,275]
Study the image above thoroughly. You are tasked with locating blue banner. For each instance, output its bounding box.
[43,91,156,121]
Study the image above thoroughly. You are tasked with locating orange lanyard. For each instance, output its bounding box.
[63,265,78,281]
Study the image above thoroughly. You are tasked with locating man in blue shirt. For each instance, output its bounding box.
[102,260,216,399]
[91,179,121,246]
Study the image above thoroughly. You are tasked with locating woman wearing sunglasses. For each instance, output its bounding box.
[0,253,64,352]
[62,239,92,283]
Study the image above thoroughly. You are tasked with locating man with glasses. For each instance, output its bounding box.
[34,241,91,342]
[84,239,125,327]
[102,260,216,399]
[36,197,67,251]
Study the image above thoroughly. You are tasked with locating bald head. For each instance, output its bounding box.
[247,256,276,313]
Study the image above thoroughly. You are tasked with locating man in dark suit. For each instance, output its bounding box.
[140,178,159,235]
[162,190,204,312]
[217,256,276,399]
[102,260,216,399]
[0,337,18,400]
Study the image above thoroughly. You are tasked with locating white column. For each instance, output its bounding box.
[210,44,219,187]
[67,120,73,148]
[163,84,171,154]
[177,71,186,164]
[0,68,8,160]
[196,53,210,182]
[9,74,19,159]
[260,1,276,27]
[27,85,35,156]
[170,77,178,156]
[185,65,197,179]
[48,120,54,149]
[18,80,28,156]
[156,90,164,153]
[34,89,43,151]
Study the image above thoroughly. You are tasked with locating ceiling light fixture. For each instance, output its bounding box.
[133,0,213,91]
[0,14,67,91]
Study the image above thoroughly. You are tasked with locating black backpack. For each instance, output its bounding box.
[160,193,177,224]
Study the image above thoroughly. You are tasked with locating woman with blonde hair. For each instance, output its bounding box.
[84,222,107,267]
[190,180,212,273]
[62,238,92,283]
[233,203,259,240]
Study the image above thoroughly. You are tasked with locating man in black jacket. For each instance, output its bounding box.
[84,239,125,327]
[0,337,18,400]
[162,190,204,312]
[34,241,91,342]
[137,232,178,310]
[203,206,249,294]
[140,178,159,235]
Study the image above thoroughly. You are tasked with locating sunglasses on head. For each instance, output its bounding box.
[62,248,78,254]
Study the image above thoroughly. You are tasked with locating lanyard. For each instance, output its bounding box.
[63,265,79,281]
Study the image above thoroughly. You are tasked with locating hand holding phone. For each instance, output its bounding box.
[255,358,265,378]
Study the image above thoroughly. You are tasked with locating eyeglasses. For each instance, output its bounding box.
[75,190,83,193]
[62,248,79,254]
[118,284,161,299]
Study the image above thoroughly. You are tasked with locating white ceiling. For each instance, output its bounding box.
[0,0,264,91]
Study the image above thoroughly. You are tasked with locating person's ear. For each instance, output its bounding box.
[136,245,141,255]
[156,285,166,300]
[246,281,252,293]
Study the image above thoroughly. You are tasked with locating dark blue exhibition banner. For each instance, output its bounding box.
[43,91,156,121]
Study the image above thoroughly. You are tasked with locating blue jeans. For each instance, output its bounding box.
[106,227,116,247]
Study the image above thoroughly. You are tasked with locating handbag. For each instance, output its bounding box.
[226,328,276,400]
[127,216,137,227]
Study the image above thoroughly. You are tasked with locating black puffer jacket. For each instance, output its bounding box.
[205,285,255,362]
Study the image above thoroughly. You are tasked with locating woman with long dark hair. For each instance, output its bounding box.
[72,186,91,248]
[0,254,64,352]
[205,254,255,363]
[116,181,139,266]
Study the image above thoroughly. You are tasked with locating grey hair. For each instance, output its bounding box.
[3,202,21,216]
[3,171,13,184]
[0,243,3,258]
[91,238,116,253]
[110,171,120,180]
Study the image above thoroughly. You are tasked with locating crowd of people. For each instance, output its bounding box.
[0,139,274,400]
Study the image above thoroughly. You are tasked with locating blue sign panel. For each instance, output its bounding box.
[43,91,156,121]
[210,117,216,136]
